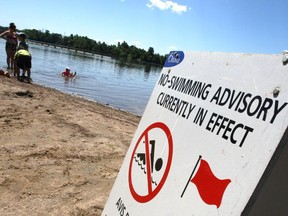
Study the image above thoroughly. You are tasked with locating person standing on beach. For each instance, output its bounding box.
[17,33,29,51]
[14,47,32,83]
[15,33,29,77]
[0,23,18,69]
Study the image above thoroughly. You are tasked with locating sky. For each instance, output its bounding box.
[1,0,287,55]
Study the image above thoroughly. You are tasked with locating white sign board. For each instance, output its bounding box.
[102,51,288,215]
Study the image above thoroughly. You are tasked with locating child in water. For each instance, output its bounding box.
[62,67,77,77]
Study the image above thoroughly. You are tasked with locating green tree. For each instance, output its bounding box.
[2,26,168,66]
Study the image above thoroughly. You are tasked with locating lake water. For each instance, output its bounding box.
[0,40,162,115]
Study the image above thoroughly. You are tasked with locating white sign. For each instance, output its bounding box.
[102,51,288,215]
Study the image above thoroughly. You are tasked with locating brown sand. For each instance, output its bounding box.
[0,75,140,215]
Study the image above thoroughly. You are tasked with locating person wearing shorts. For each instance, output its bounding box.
[14,33,29,77]
[14,49,32,83]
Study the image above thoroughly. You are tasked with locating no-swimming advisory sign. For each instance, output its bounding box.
[102,51,288,215]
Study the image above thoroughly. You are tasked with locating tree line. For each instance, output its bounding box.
[0,26,167,66]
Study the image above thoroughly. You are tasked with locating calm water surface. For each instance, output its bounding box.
[0,40,162,115]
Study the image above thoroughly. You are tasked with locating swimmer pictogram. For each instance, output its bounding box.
[134,140,163,186]
[128,122,173,203]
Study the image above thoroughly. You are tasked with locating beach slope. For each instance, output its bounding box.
[0,77,140,215]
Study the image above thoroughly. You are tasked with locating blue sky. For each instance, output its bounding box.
[1,0,287,55]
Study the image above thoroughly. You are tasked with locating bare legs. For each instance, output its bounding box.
[6,49,15,69]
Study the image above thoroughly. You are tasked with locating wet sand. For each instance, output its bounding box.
[0,74,140,215]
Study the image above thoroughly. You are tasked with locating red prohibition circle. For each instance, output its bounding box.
[128,122,173,203]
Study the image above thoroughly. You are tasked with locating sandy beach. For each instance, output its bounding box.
[0,74,140,215]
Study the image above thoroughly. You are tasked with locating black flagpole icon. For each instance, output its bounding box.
[181,155,202,198]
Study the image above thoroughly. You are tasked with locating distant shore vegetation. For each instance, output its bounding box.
[0,26,167,67]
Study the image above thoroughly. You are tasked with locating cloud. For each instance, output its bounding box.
[131,40,143,47]
[168,45,178,51]
[147,0,188,14]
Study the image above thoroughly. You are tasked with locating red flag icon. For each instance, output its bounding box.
[191,159,231,208]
